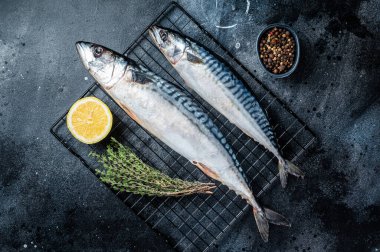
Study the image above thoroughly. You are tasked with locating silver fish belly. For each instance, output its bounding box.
[109,63,254,200]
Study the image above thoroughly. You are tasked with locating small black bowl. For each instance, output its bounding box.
[256,24,300,78]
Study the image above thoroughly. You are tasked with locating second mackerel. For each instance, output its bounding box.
[149,26,304,188]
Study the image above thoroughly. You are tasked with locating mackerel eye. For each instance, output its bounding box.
[159,30,168,42]
[93,46,103,58]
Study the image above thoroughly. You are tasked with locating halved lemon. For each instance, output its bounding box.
[66,97,113,144]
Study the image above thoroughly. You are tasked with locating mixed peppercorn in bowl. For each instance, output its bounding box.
[256,24,300,78]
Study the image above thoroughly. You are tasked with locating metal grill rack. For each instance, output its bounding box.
[50,2,316,251]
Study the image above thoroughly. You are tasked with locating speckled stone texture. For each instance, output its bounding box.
[0,0,379,251]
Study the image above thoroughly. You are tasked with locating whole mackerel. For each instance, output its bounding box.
[76,41,290,241]
[149,26,304,188]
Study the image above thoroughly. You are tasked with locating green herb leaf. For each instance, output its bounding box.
[91,137,215,197]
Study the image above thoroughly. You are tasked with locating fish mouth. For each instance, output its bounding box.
[148,25,163,46]
[76,41,90,70]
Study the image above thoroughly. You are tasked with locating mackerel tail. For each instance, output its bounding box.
[148,25,305,188]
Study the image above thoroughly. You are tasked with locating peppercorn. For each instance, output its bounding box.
[258,27,296,74]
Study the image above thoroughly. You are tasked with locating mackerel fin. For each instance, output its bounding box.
[263,208,291,227]
[132,71,151,84]
[278,159,305,188]
[253,207,290,242]
[253,210,269,242]
[186,52,203,64]
[192,161,219,180]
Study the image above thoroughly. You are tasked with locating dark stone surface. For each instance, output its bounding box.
[0,0,379,251]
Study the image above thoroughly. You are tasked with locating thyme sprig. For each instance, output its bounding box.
[91,138,215,197]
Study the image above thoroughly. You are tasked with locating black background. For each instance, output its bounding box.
[0,0,379,251]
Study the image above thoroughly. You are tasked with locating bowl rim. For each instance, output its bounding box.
[256,23,300,78]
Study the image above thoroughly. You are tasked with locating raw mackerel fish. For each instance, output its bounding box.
[76,41,290,241]
[149,26,304,188]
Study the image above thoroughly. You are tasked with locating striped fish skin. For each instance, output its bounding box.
[76,41,290,242]
[149,26,304,189]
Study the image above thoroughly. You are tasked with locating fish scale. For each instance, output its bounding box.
[134,64,251,189]
[195,43,279,148]
[137,65,250,183]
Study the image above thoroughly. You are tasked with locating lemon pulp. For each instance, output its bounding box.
[66,97,113,144]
